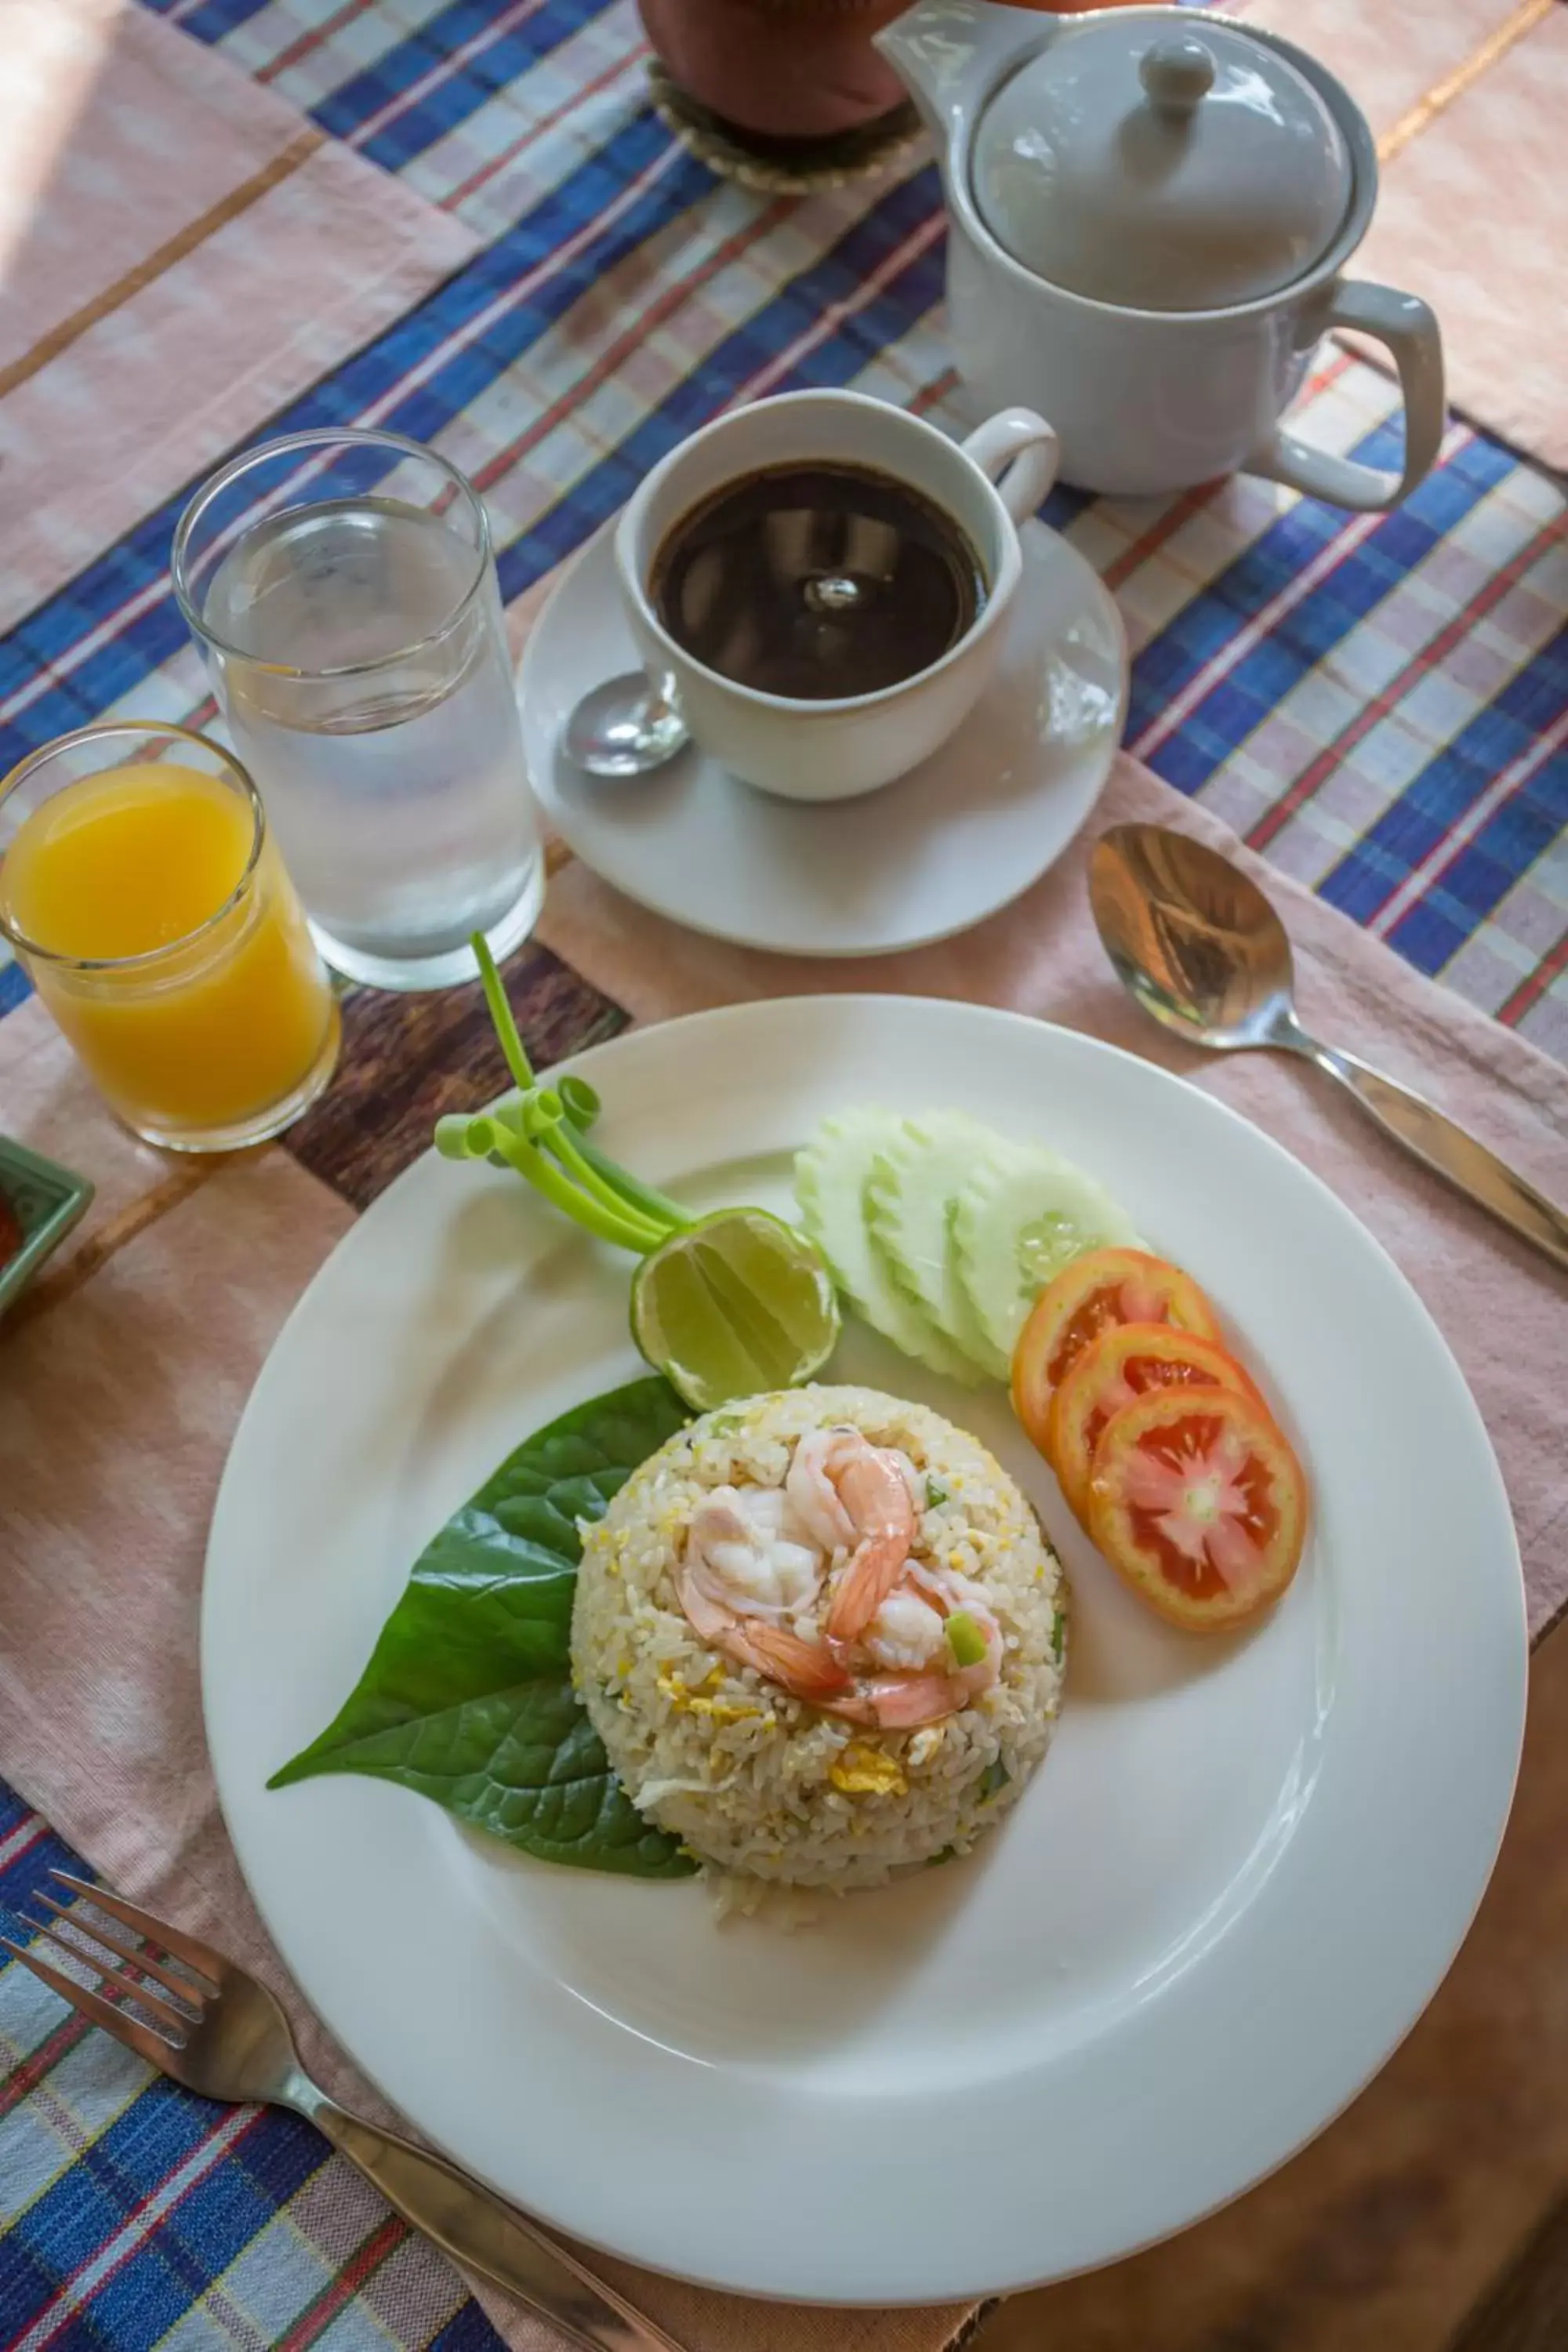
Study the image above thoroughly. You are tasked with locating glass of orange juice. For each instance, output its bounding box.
[0,722,340,1151]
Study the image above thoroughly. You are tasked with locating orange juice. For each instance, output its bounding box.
[0,756,338,1148]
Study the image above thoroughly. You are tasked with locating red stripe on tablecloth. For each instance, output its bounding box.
[909,367,960,416]
[274,2211,411,2352]
[0,1813,48,1871]
[1130,424,1474,762]
[347,0,553,149]
[1101,354,1356,595]
[1102,481,1218,593]
[0,2011,93,2120]
[1129,506,1386,757]
[467,195,797,493]
[310,140,688,440]
[13,2106,265,2352]
[727,213,946,407]
[0,140,688,731]
[467,204,945,497]
[443,38,652,210]
[1498,924,1568,1025]
[1248,513,1568,851]
[1372,702,1568,939]
[255,0,383,85]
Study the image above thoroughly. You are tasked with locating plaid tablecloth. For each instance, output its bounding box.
[2,1,1565,2346]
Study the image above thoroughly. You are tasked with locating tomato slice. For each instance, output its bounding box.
[1087,1386,1307,1632]
[1047,1322,1262,1523]
[0,1190,20,1269]
[1011,1247,1221,1460]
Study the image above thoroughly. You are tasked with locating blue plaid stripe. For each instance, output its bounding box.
[426,2311,515,2352]
[316,0,623,170]
[145,1,277,32]
[1323,639,1568,956]
[495,186,954,586]
[1127,427,1512,785]
[0,1780,491,2352]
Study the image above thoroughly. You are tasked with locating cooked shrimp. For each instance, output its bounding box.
[787,1428,924,1551]
[732,1619,851,1699]
[783,1425,920,1643]
[685,1488,823,1621]
[824,1629,1001,1731]
[676,1559,848,1700]
[674,1428,996,1730]
[785,1428,858,1554]
[824,1661,993,1731]
[861,1585,947,1671]
[823,1442,917,1646]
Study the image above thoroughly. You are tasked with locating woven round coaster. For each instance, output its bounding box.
[648,59,922,194]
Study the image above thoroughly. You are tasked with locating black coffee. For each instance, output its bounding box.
[650,461,984,701]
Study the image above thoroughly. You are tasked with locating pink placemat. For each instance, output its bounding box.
[0,0,477,635]
[1236,0,1567,470]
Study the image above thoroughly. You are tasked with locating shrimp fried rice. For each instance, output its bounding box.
[572,1385,1067,1889]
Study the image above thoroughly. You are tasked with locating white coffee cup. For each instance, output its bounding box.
[613,389,1059,803]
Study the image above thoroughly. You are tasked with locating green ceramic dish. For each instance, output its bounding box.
[0,1136,93,1318]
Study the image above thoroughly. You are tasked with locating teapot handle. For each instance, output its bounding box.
[960,408,1061,523]
[1249,281,1446,512]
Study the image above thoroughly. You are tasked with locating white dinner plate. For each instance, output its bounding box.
[519,517,1127,957]
[204,996,1526,2307]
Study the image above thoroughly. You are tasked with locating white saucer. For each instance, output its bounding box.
[520,516,1128,958]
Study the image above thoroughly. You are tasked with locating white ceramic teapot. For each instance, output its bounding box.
[875,1,1446,508]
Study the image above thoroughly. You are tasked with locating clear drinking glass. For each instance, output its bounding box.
[0,724,339,1152]
[172,429,543,993]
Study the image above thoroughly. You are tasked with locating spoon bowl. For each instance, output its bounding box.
[561,672,688,779]
[1088,825,1304,1054]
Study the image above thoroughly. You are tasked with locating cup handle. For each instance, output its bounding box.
[960,408,1061,524]
[1249,279,1446,512]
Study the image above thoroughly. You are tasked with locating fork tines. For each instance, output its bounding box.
[1,1870,222,2063]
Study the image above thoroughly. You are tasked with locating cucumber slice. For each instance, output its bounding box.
[954,1148,1139,1367]
[795,1112,973,1382]
[866,1114,1010,1380]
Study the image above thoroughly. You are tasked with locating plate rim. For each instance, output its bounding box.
[520,515,1130,960]
[202,994,1527,2304]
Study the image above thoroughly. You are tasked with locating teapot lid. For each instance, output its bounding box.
[971,14,1353,313]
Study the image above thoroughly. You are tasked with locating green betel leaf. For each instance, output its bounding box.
[269,1377,696,1878]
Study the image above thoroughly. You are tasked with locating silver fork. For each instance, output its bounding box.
[4,1872,688,2352]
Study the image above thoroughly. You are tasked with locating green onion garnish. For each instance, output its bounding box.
[945,1610,986,1670]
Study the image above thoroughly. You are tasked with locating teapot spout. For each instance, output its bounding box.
[875,1,1047,142]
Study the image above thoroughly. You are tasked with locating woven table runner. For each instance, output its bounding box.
[0,0,477,637]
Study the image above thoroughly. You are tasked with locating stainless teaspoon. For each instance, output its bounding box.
[1088,822,1568,1276]
[561,671,688,776]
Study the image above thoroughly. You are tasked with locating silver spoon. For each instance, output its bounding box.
[561,671,687,776]
[1088,821,1568,1276]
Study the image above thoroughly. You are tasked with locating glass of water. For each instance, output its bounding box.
[172,429,543,993]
